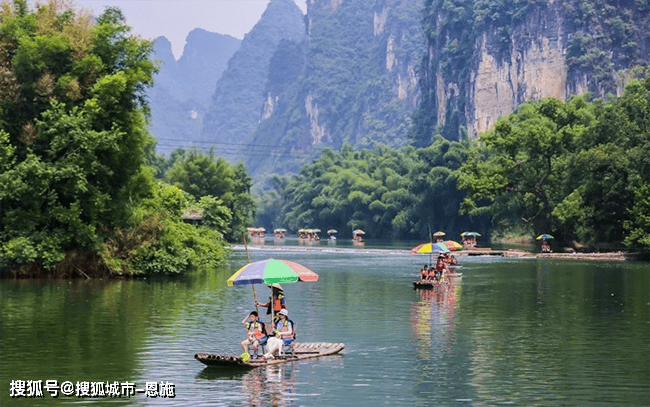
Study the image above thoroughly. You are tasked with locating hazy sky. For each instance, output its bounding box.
[74,0,308,60]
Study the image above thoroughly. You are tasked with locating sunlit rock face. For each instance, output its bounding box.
[418,0,649,142]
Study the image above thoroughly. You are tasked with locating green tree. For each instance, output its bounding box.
[126,182,228,275]
[164,148,254,242]
[457,78,649,250]
[457,97,591,238]
[0,2,158,275]
[280,140,475,240]
[555,77,650,247]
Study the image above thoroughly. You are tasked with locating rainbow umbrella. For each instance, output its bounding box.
[411,242,450,254]
[536,234,554,240]
[327,229,338,234]
[441,240,463,251]
[433,231,446,237]
[227,259,319,286]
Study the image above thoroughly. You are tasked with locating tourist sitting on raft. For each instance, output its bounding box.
[420,264,430,281]
[433,255,450,284]
[241,311,267,359]
[263,309,295,359]
[541,239,552,253]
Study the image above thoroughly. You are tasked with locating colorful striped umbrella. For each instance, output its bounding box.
[433,231,446,237]
[536,234,554,240]
[441,240,463,251]
[227,259,319,286]
[411,242,450,254]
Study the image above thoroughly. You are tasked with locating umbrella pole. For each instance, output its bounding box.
[252,285,259,315]
[243,232,259,315]
[428,225,433,267]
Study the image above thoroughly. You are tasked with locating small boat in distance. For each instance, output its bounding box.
[413,274,462,289]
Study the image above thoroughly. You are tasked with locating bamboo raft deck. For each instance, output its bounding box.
[195,342,345,368]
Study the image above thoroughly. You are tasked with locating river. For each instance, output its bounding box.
[1,238,648,406]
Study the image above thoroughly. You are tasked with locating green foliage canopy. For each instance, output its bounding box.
[457,78,650,249]
[0,2,249,276]
[0,1,158,273]
[162,148,255,242]
[280,139,480,239]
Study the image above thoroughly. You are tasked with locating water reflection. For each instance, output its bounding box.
[198,365,297,407]
[196,367,250,381]
[2,253,648,407]
[298,238,320,246]
[410,285,460,361]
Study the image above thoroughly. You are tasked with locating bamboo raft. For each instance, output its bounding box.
[195,342,345,368]
[413,275,462,289]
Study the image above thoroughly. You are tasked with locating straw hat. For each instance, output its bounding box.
[268,283,283,291]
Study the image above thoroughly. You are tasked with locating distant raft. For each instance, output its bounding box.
[195,342,345,368]
[413,275,462,289]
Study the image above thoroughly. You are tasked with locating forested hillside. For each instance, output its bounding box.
[246,0,425,177]
[273,77,649,250]
[200,0,305,163]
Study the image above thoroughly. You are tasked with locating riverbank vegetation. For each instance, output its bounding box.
[266,74,649,252]
[0,1,254,278]
[459,77,649,250]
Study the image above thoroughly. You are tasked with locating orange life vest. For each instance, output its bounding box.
[246,321,265,339]
[279,319,295,339]
[273,294,285,312]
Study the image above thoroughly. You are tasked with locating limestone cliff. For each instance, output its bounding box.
[413,0,650,144]
[148,31,240,154]
[200,0,306,161]
[246,0,425,176]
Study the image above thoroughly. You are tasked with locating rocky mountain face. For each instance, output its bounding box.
[245,0,425,176]
[150,0,648,179]
[200,0,306,162]
[412,0,650,145]
[148,30,240,154]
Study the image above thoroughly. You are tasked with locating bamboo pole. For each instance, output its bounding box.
[243,232,259,315]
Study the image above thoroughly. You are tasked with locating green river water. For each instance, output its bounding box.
[1,238,649,406]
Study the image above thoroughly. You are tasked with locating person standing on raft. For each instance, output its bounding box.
[256,283,287,315]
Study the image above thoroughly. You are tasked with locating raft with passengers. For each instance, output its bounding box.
[413,253,462,289]
[411,232,465,289]
[195,258,344,369]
